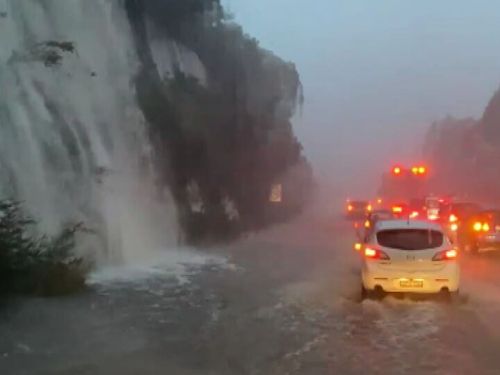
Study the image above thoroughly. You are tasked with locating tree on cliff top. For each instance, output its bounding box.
[126,0,311,243]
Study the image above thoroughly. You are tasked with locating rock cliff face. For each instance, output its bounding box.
[0,0,310,262]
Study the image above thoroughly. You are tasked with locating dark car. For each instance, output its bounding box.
[345,200,370,220]
[439,201,482,241]
[460,210,500,253]
[362,209,395,239]
[366,209,394,226]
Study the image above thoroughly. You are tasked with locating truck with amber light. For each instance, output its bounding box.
[378,164,434,219]
[345,199,372,220]
[438,201,482,245]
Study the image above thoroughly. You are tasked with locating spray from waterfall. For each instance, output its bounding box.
[0,0,179,265]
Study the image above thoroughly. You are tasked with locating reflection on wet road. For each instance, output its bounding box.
[3,216,500,374]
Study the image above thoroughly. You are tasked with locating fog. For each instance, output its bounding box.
[5,2,500,373]
[224,0,500,200]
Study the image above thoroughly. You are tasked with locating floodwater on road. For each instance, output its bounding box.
[2,215,500,374]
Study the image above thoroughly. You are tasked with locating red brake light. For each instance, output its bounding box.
[433,249,458,261]
[392,166,402,176]
[392,206,403,213]
[473,222,482,232]
[473,222,490,232]
[347,204,353,212]
[364,247,390,260]
[449,214,458,223]
[445,249,458,259]
[411,165,427,175]
[364,247,377,257]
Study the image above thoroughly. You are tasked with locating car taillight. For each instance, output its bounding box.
[450,223,458,232]
[347,205,353,212]
[392,206,403,214]
[432,249,458,261]
[410,211,419,218]
[449,214,458,223]
[364,220,371,228]
[354,242,362,251]
[367,204,372,212]
[473,222,491,232]
[364,247,390,260]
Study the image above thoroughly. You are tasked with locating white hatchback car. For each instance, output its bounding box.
[361,219,460,298]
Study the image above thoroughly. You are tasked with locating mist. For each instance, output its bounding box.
[6,2,500,373]
[224,0,500,201]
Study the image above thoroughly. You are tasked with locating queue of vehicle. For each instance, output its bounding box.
[346,164,500,300]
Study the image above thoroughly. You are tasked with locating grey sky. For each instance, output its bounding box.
[224,0,500,196]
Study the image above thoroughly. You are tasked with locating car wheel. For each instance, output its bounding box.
[371,286,386,300]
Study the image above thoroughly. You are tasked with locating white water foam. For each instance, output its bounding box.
[88,248,230,286]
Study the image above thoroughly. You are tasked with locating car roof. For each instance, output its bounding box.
[374,219,443,231]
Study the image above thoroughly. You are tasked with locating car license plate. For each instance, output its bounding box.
[399,279,423,288]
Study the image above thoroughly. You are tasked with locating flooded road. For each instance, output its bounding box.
[2,214,500,374]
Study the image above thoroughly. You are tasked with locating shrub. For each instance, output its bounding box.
[0,200,90,296]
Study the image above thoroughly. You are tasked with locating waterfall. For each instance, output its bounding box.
[0,0,179,264]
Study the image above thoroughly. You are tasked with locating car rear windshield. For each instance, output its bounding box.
[376,229,444,250]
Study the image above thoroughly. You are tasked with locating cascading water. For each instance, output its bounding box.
[0,0,183,264]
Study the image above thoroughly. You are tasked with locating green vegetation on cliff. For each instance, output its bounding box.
[0,200,89,296]
[126,0,312,243]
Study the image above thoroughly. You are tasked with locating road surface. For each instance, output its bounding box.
[2,213,500,374]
